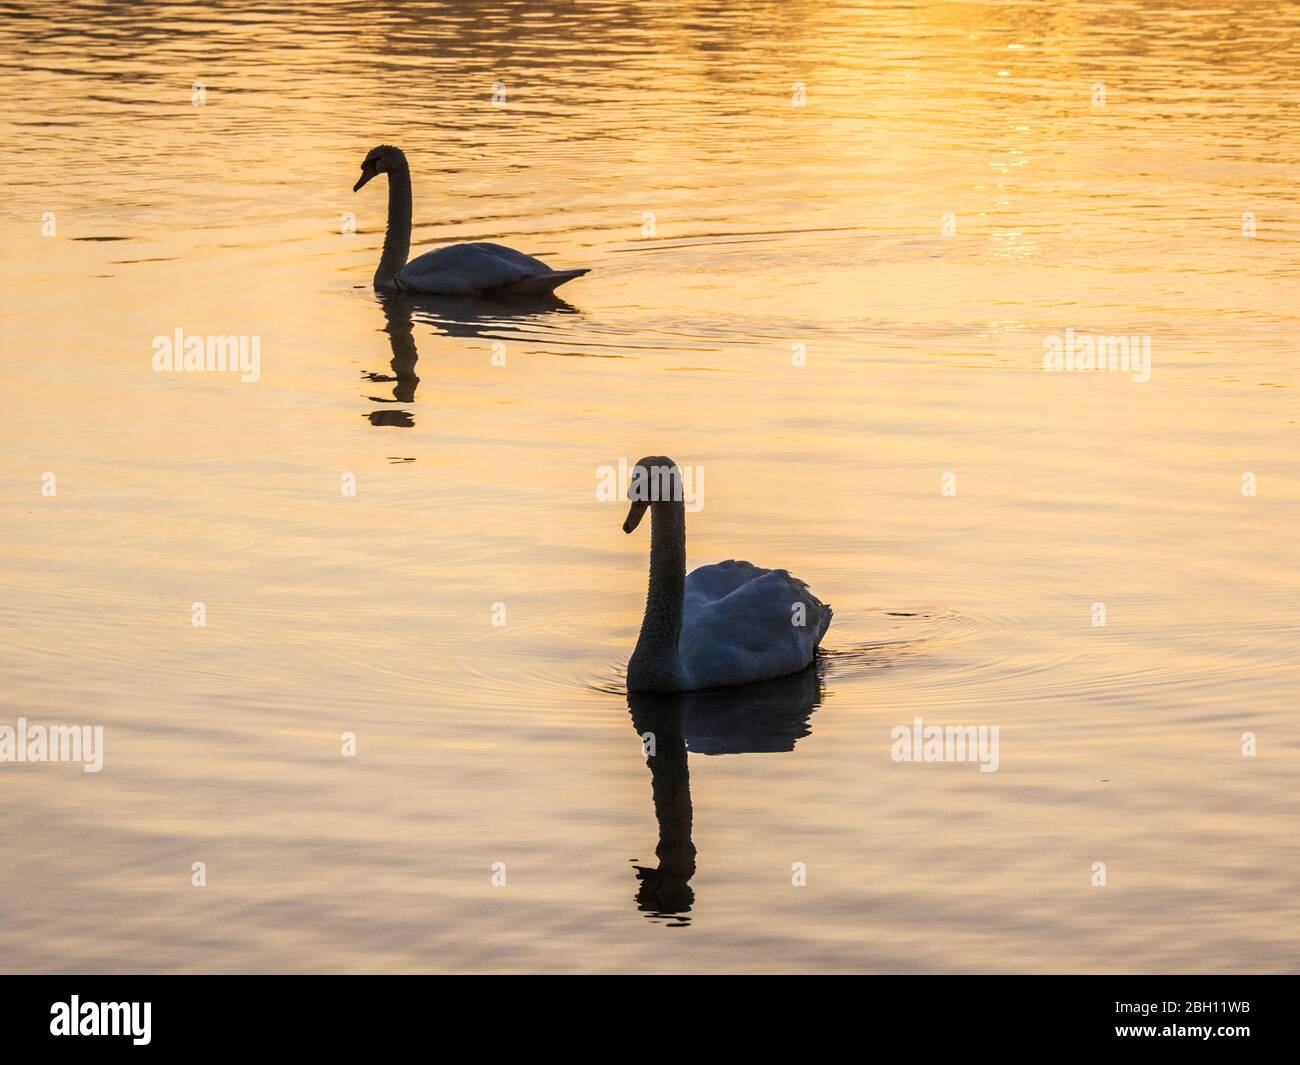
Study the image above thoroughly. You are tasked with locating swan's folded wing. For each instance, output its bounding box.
[398,242,553,295]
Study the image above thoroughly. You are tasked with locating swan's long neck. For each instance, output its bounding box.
[375,164,413,288]
[629,502,687,688]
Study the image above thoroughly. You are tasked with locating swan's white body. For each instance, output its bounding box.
[395,242,586,296]
[624,457,832,693]
[353,145,589,296]
[677,560,832,691]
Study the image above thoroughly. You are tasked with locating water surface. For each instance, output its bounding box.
[1,0,1298,973]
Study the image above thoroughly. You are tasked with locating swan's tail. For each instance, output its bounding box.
[815,602,833,647]
[496,268,590,295]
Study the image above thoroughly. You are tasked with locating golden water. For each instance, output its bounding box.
[1,0,1297,972]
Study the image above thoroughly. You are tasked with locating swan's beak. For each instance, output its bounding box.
[623,500,649,534]
[353,168,376,192]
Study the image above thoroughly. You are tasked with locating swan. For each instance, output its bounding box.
[622,456,832,692]
[352,144,590,295]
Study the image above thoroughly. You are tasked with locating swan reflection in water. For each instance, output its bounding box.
[363,289,580,427]
[626,663,824,926]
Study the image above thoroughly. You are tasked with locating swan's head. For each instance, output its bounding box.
[623,455,681,533]
[353,145,407,192]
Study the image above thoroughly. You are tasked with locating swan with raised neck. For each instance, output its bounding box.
[352,144,590,296]
[621,455,833,693]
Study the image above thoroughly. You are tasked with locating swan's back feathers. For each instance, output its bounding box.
[397,242,584,295]
[679,559,831,690]
[684,559,768,603]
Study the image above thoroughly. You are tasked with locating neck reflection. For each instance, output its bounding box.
[362,290,580,428]
[365,290,421,427]
[626,664,824,927]
[628,694,696,924]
